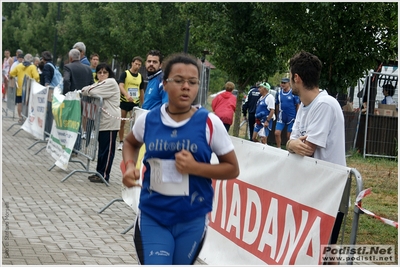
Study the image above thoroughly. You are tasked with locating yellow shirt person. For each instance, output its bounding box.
[9,54,40,96]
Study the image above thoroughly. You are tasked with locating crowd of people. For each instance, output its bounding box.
[2,44,394,265]
[1,44,169,183]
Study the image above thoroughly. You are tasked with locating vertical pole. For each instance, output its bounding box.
[363,72,372,158]
[52,3,61,66]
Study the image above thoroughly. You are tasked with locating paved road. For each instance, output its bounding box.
[2,113,142,265]
[1,112,207,265]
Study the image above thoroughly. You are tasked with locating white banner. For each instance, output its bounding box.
[21,81,48,139]
[199,138,350,265]
[46,90,81,170]
[122,126,349,265]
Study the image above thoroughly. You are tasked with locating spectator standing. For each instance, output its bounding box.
[73,42,90,66]
[242,82,261,140]
[211,81,237,132]
[81,63,121,183]
[90,53,99,82]
[10,52,24,72]
[40,51,59,137]
[8,49,23,68]
[117,56,144,151]
[2,49,11,101]
[286,51,346,254]
[41,51,56,87]
[63,49,93,95]
[9,53,40,122]
[274,77,300,148]
[252,82,275,144]
[142,49,167,110]
[63,49,93,154]
[122,53,239,265]
[34,57,41,70]
[381,83,396,105]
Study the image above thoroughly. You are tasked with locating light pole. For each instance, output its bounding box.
[52,3,61,66]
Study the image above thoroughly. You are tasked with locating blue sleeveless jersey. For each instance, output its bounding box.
[276,89,300,122]
[139,107,213,226]
[255,95,271,122]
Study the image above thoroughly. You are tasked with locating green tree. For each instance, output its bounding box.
[262,2,398,95]
[182,3,281,137]
[3,2,396,122]
[2,3,193,71]
[2,3,58,56]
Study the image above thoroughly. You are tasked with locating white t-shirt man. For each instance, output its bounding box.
[290,90,346,166]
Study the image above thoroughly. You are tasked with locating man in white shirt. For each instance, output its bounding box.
[286,51,346,260]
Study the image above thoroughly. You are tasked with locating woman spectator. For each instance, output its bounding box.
[381,83,396,105]
[41,51,55,87]
[81,63,121,183]
[211,81,237,132]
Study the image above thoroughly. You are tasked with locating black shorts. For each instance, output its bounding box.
[15,96,22,103]
[120,101,139,112]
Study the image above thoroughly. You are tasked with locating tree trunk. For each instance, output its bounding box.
[232,87,245,137]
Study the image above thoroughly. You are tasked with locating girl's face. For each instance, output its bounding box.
[163,63,199,110]
[97,68,109,82]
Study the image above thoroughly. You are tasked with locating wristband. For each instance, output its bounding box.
[286,139,295,154]
[125,159,135,167]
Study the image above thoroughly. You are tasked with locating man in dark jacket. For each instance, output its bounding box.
[63,49,93,95]
[242,82,261,140]
[62,48,93,155]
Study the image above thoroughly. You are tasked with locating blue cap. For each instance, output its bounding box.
[281,78,290,83]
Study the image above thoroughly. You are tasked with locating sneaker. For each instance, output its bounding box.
[88,174,97,180]
[82,132,86,139]
[89,176,105,183]
[117,142,123,151]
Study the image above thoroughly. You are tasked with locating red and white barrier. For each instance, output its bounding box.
[355,188,398,228]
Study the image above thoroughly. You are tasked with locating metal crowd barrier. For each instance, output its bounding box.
[7,75,30,134]
[2,77,17,119]
[99,107,146,233]
[337,168,364,265]
[362,71,398,159]
[48,93,107,186]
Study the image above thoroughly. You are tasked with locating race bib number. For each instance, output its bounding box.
[128,88,138,98]
[148,158,189,196]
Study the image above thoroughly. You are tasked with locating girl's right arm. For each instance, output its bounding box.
[122,131,143,188]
